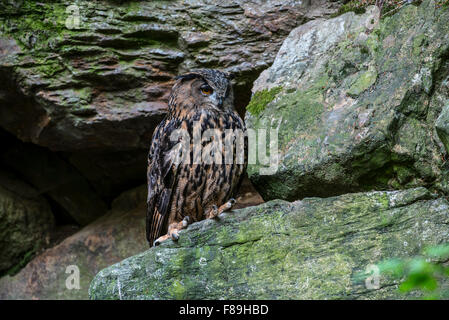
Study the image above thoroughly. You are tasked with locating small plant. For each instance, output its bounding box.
[377,243,449,299]
[246,87,282,116]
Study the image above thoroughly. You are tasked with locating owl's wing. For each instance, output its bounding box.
[146,118,180,246]
[229,111,248,198]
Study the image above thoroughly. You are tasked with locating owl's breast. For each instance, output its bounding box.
[167,108,246,222]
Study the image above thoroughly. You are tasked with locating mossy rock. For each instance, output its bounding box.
[246,1,449,201]
[0,185,148,299]
[89,187,449,300]
[0,0,341,152]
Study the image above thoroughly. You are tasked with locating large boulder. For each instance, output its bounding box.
[0,185,147,299]
[245,1,449,201]
[88,187,449,300]
[0,0,341,153]
[0,170,54,274]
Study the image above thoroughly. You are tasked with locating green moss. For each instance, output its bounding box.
[366,32,380,54]
[0,1,78,53]
[168,279,187,299]
[3,243,40,277]
[89,188,449,300]
[330,2,367,18]
[313,74,331,89]
[74,87,93,102]
[246,86,282,116]
[35,60,65,77]
[347,68,377,97]
[413,34,426,56]
[274,89,324,149]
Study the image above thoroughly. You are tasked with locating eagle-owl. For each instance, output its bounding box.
[146,69,247,247]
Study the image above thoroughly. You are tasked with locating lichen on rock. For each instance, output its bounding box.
[89,187,449,300]
[0,0,341,152]
[246,1,449,201]
[0,185,148,299]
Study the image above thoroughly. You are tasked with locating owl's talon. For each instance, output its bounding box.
[171,231,179,241]
[221,198,236,212]
[207,198,237,219]
[182,216,190,227]
[153,234,171,246]
[211,205,219,219]
[224,198,236,210]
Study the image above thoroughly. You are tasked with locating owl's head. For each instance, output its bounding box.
[169,69,234,114]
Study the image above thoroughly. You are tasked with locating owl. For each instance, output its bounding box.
[146,69,247,247]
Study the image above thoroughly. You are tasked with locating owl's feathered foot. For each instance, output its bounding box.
[207,198,236,219]
[153,199,236,246]
[153,216,190,247]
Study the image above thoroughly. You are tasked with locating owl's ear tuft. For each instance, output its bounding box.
[175,73,203,82]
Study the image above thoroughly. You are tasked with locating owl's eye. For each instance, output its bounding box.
[200,85,213,96]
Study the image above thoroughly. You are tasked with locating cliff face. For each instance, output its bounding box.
[0,0,339,152]
[0,1,338,205]
[0,170,54,273]
[1,0,449,300]
[0,186,148,300]
[0,0,338,286]
[89,1,449,300]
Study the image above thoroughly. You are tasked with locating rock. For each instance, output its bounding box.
[66,149,149,201]
[89,187,449,300]
[436,102,449,154]
[232,175,265,209]
[0,175,263,299]
[0,0,341,153]
[0,170,54,274]
[0,0,342,208]
[0,131,107,226]
[0,123,146,205]
[0,185,147,299]
[245,1,449,201]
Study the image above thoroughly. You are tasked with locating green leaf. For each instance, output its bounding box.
[399,273,438,293]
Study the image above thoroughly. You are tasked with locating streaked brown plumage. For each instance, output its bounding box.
[146,69,247,247]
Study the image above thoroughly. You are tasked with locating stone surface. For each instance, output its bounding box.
[0,185,147,299]
[436,102,449,154]
[245,1,449,201]
[0,177,263,299]
[1,134,108,226]
[0,170,54,274]
[89,187,449,300]
[0,0,341,208]
[0,0,340,153]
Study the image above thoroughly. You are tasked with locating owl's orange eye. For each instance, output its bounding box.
[200,85,213,95]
